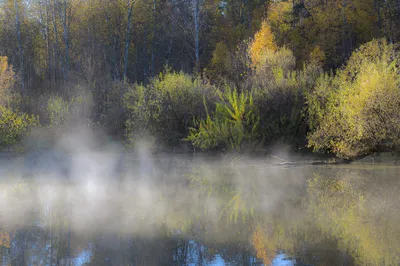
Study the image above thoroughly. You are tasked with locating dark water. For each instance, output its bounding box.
[0,152,399,266]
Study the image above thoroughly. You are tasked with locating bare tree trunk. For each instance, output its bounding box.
[123,0,135,81]
[46,0,52,87]
[397,0,400,18]
[341,0,348,59]
[193,0,200,72]
[151,0,157,77]
[62,0,70,80]
[14,0,25,92]
[113,36,120,80]
[52,0,64,84]
[143,26,148,79]
[374,0,382,33]
[166,1,176,66]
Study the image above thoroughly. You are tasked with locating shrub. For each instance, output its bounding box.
[186,87,261,152]
[307,39,400,158]
[124,71,216,148]
[0,56,37,148]
[46,90,92,128]
[47,96,70,127]
[97,80,128,137]
[250,46,322,147]
[0,105,39,147]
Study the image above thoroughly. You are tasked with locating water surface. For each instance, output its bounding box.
[0,152,399,266]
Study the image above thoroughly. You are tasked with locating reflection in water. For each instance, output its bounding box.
[0,154,399,265]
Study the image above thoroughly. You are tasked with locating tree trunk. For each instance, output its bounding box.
[123,0,134,81]
[62,0,70,80]
[397,0,400,18]
[14,0,25,92]
[52,0,63,84]
[193,0,200,72]
[151,0,157,77]
[46,0,52,87]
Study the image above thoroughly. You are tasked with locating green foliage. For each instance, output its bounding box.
[46,91,92,128]
[124,70,216,148]
[47,96,71,127]
[307,39,400,158]
[124,82,161,146]
[186,87,261,152]
[0,105,39,147]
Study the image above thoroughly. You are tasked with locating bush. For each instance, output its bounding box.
[47,96,70,127]
[0,105,39,147]
[97,80,128,137]
[186,87,261,152]
[124,70,216,149]
[250,46,322,147]
[307,39,400,158]
[46,90,92,128]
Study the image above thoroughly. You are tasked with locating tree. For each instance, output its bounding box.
[123,0,135,81]
[248,20,277,67]
[0,56,16,105]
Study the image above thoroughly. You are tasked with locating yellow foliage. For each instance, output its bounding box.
[0,105,39,146]
[249,21,277,67]
[307,39,400,158]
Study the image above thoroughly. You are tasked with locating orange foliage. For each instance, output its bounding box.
[0,56,15,93]
[249,21,277,67]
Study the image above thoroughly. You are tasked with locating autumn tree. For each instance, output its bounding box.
[249,20,277,67]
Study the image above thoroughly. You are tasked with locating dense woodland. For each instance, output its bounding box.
[1,0,400,158]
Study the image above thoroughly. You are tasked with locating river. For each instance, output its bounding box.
[0,150,399,265]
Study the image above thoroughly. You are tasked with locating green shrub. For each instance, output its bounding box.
[186,87,261,152]
[124,70,216,148]
[0,106,39,147]
[46,91,92,128]
[47,96,70,127]
[124,83,162,146]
